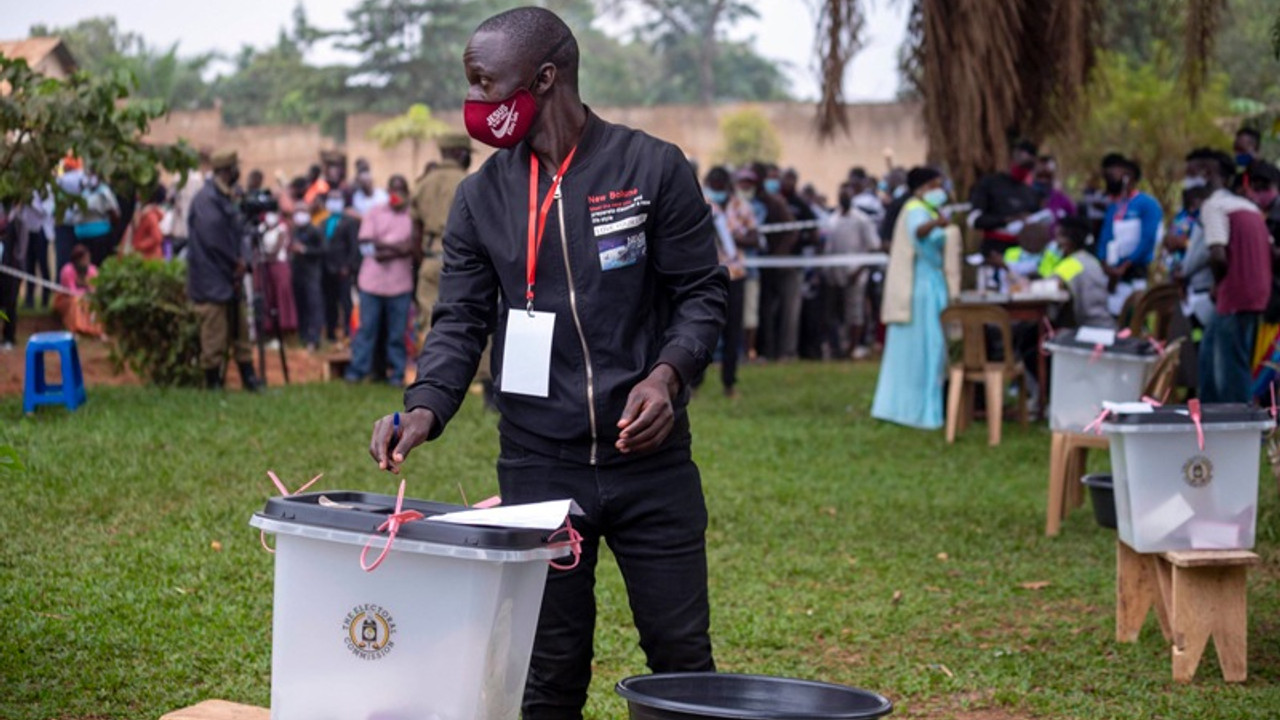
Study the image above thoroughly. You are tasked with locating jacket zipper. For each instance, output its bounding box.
[555,183,599,465]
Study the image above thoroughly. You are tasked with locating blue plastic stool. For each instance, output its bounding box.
[23,331,88,414]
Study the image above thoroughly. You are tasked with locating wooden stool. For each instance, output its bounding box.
[1044,431,1106,535]
[160,700,268,719]
[1115,541,1259,683]
[323,354,351,381]
[941,305,1028,446]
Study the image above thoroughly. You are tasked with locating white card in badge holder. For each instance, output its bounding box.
[500,309,556,397]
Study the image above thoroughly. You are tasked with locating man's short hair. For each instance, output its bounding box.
[475,7,579,89]
[1187,147,1235,181]
[1013,139,1038,156]
[1102,153,1141,181]
[1057,216,1091,250]
[1237,126,1262,146]
[1246,160,1280,189]
[704,165,730,186]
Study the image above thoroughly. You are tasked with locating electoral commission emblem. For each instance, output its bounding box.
[1182,455,1214,488]
[342,603,396,660]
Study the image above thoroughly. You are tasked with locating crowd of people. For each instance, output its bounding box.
[0,135,477,392]
[863,128,1280,430]
[2,117,1277,422]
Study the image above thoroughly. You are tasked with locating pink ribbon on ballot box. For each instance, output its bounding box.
[260,471,323,553]
[360,479,425,572]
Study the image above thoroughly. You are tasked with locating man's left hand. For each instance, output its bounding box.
[616,364,680,455]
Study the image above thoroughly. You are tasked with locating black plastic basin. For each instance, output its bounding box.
[1082,474,1117,529]
[615,673,893,720]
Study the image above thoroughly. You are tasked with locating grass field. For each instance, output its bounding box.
[2,362,1278,719]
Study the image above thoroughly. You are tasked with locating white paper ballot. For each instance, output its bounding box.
[1142,492,1196,542]
[500,309,556,397]
[427,499,585,531]
[1076,326,1117,347]
[1188,520,1242,550]
[1103,400,1154,414]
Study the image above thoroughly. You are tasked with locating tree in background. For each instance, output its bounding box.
[0,56,196,210]
[814,0,865,138]
[31,16,213,112]
[714,107,781,167]
[366,103,451,172]
[598,0,786,105]
[1053,49,1232,206]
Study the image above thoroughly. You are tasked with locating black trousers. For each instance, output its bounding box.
[721,278,745,390]
[497,437,715,720]
[321,268,352,341]
[24,230,50,308]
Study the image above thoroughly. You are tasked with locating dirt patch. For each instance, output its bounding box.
[2,312,351,397]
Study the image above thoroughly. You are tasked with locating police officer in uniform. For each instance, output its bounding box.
[412,134,472,344]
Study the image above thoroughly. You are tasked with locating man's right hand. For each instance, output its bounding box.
[369,408,435,474]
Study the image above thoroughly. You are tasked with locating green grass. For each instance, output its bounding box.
[2,363,1278,719]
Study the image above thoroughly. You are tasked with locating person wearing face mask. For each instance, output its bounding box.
[74,169,121,267]
[318,190,359,345]
[700,165,746,397]
[187,150,262,391]
[824,181,881,359]
[350,170,388,216]
[366,9,726,719]
[1234,127,1262,177]
[1187,148,1272,403]
[968,140,1042,261]
[289,203,325,351]
[730,168,763,360]
[751,161,798,361]
[1094,153,1164,316]
[873,167,957,430]
[345,175,416,385]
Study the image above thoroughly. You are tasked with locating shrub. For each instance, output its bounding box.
[89,255,202,387]
[715,107,782,167]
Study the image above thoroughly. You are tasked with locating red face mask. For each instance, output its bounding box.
[462,34,573,149]
[389,192,407,209]
[464,87,538,149]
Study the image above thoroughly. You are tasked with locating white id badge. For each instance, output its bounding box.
[500,309,556,397]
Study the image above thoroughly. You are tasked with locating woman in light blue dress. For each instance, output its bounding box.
[871,168,951,429]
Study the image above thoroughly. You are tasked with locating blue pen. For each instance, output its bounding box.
[392,411,401,443]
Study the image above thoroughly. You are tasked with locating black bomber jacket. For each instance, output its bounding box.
[404,110,728,466]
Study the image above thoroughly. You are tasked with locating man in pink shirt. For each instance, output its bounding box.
[1188,148,1274,402]
[345,174,416,385]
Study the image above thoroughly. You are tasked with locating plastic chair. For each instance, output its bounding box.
[1129,283,1181,341]
[941,305,1028,446]
[23,331,88,414]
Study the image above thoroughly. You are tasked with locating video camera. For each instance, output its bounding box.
[240,189,279,218]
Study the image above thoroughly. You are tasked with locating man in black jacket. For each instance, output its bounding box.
[187,150,261,390]
[368,7,726,719]
[968,139,1043,258]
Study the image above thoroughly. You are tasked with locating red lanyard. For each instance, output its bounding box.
[527,147,578,311]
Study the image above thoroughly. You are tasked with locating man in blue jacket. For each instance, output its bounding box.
[1095,153,1164,315]
[368,7,727,719]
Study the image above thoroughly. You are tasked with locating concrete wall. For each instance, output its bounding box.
[146,101,926,197]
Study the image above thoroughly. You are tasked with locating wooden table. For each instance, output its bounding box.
[954,290,1069,420]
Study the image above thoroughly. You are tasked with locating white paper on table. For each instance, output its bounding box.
[1076,326,1117,347]
[1029,279,1060,296]
[1188,520,1242,549]
[965,253,986,267]
[426,499,584,531]
[1142,492,1196,542]
[1026,208,1055,225]
[1103,401,1154,414]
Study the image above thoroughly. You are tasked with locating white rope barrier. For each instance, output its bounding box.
[0,264,76,295]
[741,253,887,270]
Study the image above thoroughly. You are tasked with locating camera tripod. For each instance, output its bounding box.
[248,222,290,385]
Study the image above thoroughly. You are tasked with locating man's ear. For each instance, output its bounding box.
[533,62,557,96]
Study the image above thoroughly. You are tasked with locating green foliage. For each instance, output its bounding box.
[0,56,197,210]
[88,255,202,388]
[31,16,215,111]
[1053,49,1232,206]
[366,103,450,171]
[714,107,782,167]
